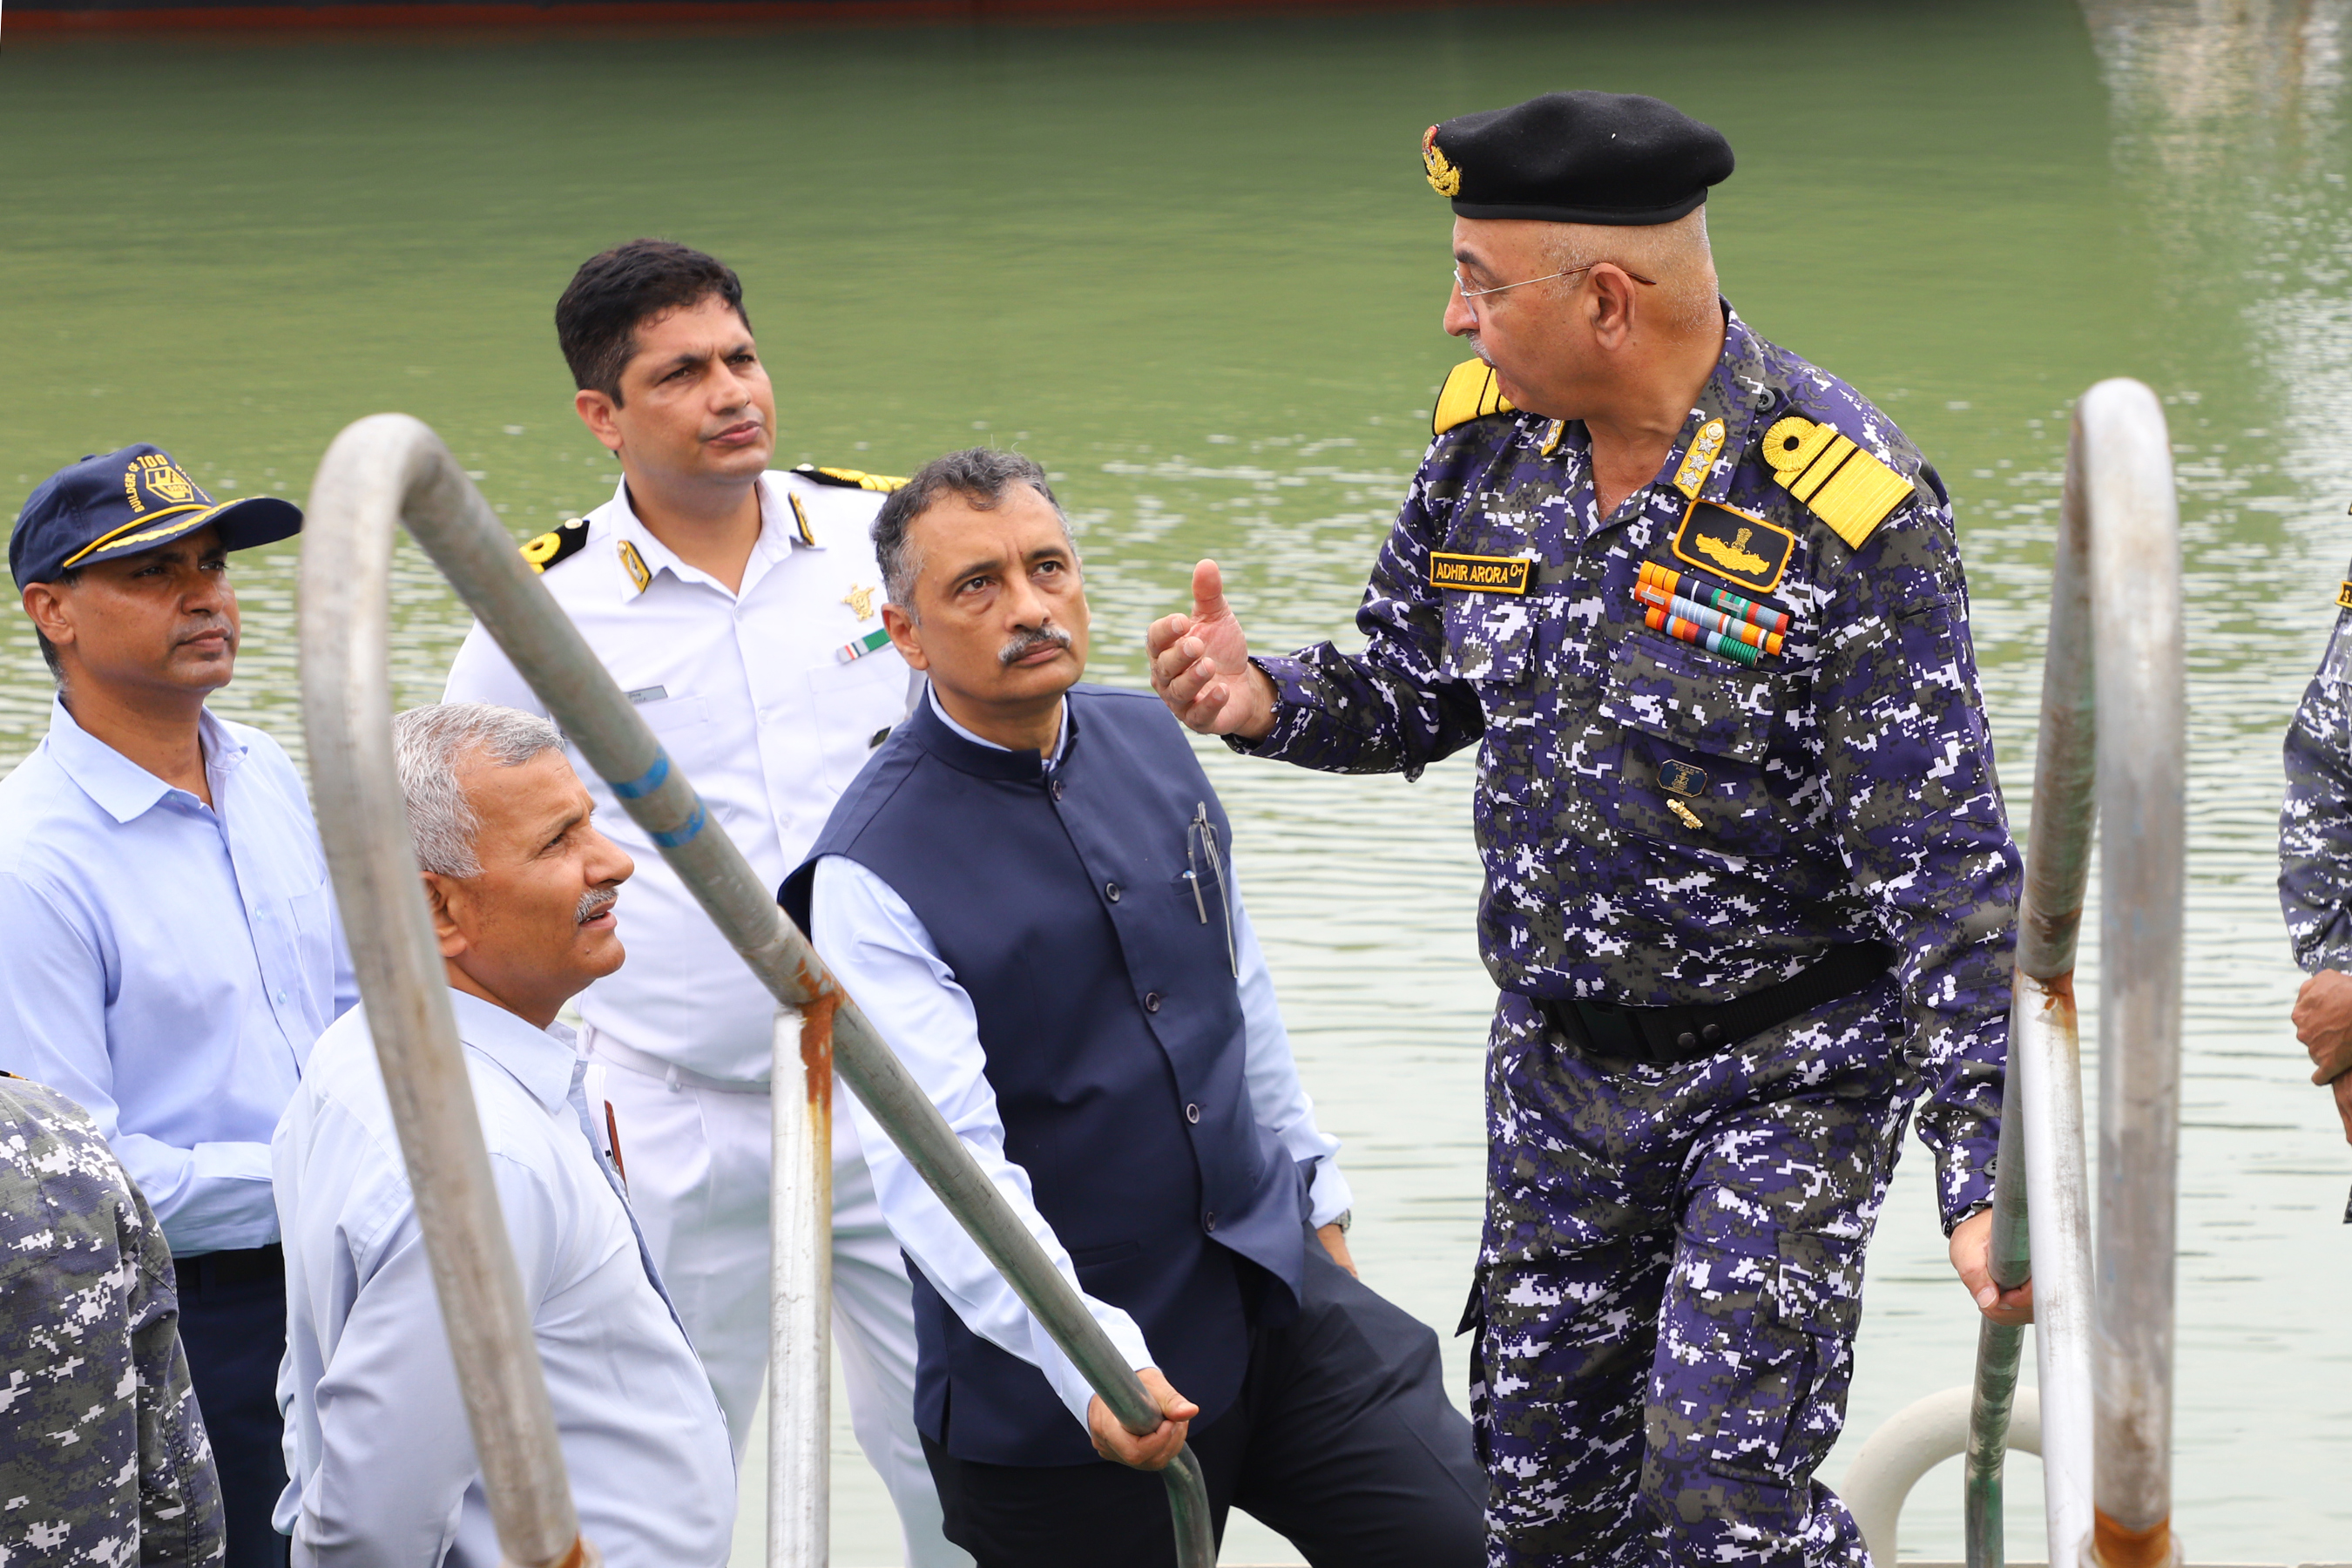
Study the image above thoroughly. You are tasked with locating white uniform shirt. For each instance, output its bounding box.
[443,471,914,1085]
[808,692,1354,1426]
[274,988,735,1568]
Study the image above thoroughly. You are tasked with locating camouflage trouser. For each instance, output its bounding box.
[1467,986,1909,1568]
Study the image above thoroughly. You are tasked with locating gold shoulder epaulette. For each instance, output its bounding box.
[1760,418,1912,550]
[520,517,590,574]
[794,464,908,492]
[1432,360,1514,436]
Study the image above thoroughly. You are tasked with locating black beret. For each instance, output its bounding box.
[1421,91,1734,226]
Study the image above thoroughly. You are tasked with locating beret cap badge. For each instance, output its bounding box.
[1422,125,1463,198]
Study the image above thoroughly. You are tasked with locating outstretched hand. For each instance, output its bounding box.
[1146,560,1276,740]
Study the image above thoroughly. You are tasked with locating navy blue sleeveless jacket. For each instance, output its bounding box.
[781,686,1307,1466]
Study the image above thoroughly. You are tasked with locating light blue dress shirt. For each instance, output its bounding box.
[0,698,357,1254]
[274,988,736,1568]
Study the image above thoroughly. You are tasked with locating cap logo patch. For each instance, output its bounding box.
[124,452,207,514]
[1423,125,1462,197]
[1669,500,1794,594]
[1429,551,1531,594]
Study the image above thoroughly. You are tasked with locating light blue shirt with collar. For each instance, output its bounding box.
[274,987,735,1568]
[0,697,357,1254]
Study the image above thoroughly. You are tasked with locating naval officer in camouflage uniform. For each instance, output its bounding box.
[1147,92,2027,1565]
[2278,566,2352,1143]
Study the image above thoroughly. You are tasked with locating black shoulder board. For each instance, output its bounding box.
[520,517,590,574]
[792,464,908,493]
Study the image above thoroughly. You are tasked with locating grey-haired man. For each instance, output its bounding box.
[274,704,733,1568]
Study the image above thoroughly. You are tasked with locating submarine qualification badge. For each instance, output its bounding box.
[1670,500,1794,596]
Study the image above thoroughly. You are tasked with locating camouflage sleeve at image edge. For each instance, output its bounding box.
[0,1075,225,1567]
[2281,570,2352,975]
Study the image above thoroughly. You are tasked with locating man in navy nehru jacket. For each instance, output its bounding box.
[782,449,1483,1568]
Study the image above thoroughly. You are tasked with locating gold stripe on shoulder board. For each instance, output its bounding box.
[1433,359,1514,436]
[2336,578,2352,612]
[1760,417,1911,550]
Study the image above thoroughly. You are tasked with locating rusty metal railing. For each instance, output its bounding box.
[301,412,1218,1568]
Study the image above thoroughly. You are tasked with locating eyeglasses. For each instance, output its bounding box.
[1452,261,1659,307]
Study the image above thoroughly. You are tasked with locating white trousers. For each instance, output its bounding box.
[591,1041,969,1568]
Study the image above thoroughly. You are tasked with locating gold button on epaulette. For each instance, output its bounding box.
[794,464,909,492]
[1760,418,1911,550]
[1433,359,1514,436]
[520,517,590,574]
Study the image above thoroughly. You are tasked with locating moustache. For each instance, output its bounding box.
[999,623,1073,666]
[576,888,618,924]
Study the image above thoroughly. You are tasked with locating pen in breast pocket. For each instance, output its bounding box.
[1186,801,1240,978]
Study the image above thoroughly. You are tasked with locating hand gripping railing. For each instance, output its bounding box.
[301,413,1218,1568]
[1962,378,2185,1568]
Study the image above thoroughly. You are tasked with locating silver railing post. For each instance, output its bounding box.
[2080,382,2187,1568]
[300,429,598,1568]
[1958,378,2182,1568]
[303,414,1217,1568]
[769,1005,830,1568]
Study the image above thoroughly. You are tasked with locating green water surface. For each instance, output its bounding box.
[4,1,2349,1559]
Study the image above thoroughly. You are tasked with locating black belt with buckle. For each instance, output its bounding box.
[1526,943,1894,1068]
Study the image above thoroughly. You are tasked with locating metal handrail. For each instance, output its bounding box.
[301,413,1218,1568]
[1961,378,2184,1568]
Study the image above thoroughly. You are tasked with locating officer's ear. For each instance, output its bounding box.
[882,600,929,672]
[574,388,624,456]
[20,582,73,651]
[420,872,470,960]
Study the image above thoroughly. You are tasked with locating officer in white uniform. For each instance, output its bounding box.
[443,239,964,1567]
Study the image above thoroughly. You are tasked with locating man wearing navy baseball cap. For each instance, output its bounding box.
[0,444,357,1568]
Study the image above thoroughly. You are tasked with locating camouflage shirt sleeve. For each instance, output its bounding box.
[1812,484,2017,1228]
[0,1074,225,1567]
[1234,435,1490,778]
[2281,577,2352,974]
